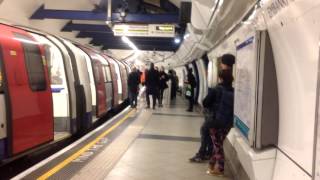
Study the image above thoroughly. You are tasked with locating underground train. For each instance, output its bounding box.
[0,23,130,162]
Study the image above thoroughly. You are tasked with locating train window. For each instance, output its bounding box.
[14,33,47,91]
[104,66,112,82]
[93,64,100,83]
[102,66,107,83]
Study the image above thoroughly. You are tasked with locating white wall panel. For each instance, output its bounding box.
[265,0,320,174]
[273,151,311,180]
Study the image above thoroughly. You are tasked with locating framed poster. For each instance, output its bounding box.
[234,34,258,145]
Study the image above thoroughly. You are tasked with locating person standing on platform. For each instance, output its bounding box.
[145,63,160,109]
[189,54,235,164]
[220,54,235,71]
[158,66,169,107]
[127,67,140,108]
[206,70,234,176]
[169,70,178,100]
[185,68,196,112]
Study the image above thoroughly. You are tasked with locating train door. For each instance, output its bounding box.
[117,61,128,100]
[46,36,77,134]
[94,54,112,113]
[102,65,113,111]
[92,57,107,117]
[30,33,71,140]
[80,50,98,121]
[62,40,92,132]
[112,59,123,103]
[0,26,53,155]
[76,47,104,120]
[102,55,119,106]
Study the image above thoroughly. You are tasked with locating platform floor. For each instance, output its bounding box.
[14,95,232,180]
[103,98,231,180]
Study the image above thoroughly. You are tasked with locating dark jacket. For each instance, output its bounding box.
[187,73,196,95]
[128,71,140,93]
[159,71,169,90]
[145,68,160,94]
[202,83,234,129]
[187,73,196,88]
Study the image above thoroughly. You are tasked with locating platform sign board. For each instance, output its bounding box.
[113,24,175,37]
[234,34,258,145]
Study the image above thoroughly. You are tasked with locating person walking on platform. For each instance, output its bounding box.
[145,63,160,109]
[185,68,196,112]
[158,66,169,107]
[128,67,140,108]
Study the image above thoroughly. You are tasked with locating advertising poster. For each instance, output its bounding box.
[234,35,257,143]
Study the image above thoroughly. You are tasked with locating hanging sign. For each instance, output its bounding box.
[113,24,175,37]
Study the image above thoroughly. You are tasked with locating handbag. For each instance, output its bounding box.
[185,85,192,97]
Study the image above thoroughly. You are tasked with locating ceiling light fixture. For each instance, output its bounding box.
[174,37,181,44]
[121,36,138,51]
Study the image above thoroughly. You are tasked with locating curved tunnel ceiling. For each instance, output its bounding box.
[0,0,257,67]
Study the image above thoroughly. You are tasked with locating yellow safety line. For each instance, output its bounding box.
[37,109,134,180]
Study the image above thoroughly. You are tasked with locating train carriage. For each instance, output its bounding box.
[0,24,53,157]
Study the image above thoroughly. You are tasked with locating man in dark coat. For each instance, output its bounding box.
[127,67,140,108]
[186,68,196,112]
[145,63,160,109]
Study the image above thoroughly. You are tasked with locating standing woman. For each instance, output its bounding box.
[206,70,234,176]
[158,66,169,107]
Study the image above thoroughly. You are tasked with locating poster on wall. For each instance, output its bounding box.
[315,52,320,179]
[234,35,257,144]
[316,119,320,179]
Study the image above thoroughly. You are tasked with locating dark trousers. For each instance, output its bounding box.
[197,121,213,158]
[146,91,156,108]
[129,91,138,107]
[159,88,165,105]
[188,96,194,110]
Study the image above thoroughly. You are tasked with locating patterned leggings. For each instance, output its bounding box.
[209,128,230,172]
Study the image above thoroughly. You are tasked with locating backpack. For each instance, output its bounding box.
[212,85,234,129]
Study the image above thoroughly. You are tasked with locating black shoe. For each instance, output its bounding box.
[146,105,150,109]
[186,109,193,112]
[189,155,205,163]
[152,106,155,110]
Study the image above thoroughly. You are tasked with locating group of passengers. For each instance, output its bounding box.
[127,63,179,109]
[189,54,235,177]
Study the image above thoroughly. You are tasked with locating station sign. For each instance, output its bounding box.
[113,24,175,38]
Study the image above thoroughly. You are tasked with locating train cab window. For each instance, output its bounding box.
[14,33,47,91]
[104,66,112,82]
